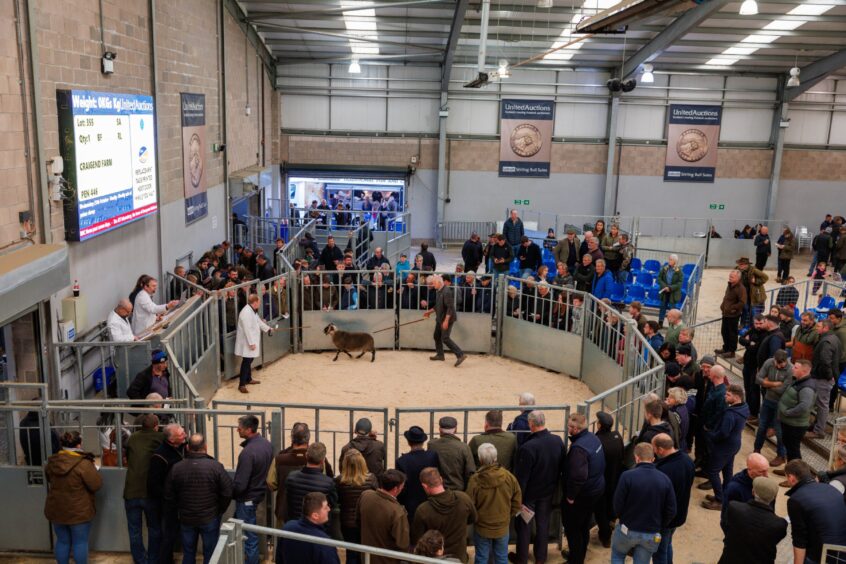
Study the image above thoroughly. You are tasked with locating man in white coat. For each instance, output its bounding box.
[235,293,273,393]
[107,299,137,342]
[132,277,179,335]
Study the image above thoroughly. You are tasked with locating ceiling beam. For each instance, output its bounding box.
[275,52,442,67]
[621,0,731,79]
[245,0,452,21]
[258,21,445,52]
[441,0,469,91]
[785,48,846,100]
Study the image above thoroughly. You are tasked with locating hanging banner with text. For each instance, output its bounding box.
[499,99,554,178]
[664,104,722,183]
[181,93,208,223]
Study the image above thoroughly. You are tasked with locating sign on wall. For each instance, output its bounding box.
[181,93,208,224]
[499,99,554,178]
[56,89,158,241]
[664,104,722,183]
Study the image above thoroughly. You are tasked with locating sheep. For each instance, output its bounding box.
[323,323,376,362]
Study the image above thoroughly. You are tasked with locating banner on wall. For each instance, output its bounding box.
[181,93,208,223]
[664,104,722,183]
[499,99,554,178]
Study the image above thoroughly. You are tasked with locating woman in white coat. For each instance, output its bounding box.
[235,294,273,393]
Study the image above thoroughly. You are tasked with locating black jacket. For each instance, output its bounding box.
[655,450,695,528]
[127,367,171,400]
[396,449,440,522]
[565,430,605,500]
[285,466,338,521]
[718,499,787,564]
[813,332,842,380]
[147,441,186,503]
[319,245,344,270]
[517,242,542,272]
[489,244,513,273]
[754,233,772,256]
[613,463,676,533]
[786,479,846,562]
[420,250,437,271]
[461,239,484,273]
[596,428,624,505]
[20,411,59,466]
[165,452,233,526]
[233,434,274,503]
[636,421,674,447]
[514,429,566,504]
[756,329,785,369]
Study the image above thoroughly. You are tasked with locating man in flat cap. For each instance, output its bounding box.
[427,417,475,491]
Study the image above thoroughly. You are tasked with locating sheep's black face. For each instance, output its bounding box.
[323,323,336,335]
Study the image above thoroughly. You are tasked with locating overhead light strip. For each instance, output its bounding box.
[341,1,380,57]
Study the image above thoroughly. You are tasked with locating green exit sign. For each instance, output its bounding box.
[709,203,725,210]
[513,199,530,205]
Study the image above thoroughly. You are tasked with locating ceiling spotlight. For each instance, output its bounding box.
[787,66,800,87]
[349,59,361,74]
[739,0,758,15]
[641,63,654,83]
[538,0,553,7]
[498,59,511,79]
[621,78,637,92]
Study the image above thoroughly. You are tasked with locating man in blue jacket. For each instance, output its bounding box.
[785,459,846,564]
[591,259,614,301]
[612,443,677,564]
[507,392,535,447]
[652,433,694,564]
[233,415,274,564]
[701,385,749,510]
[712,452,769,529]
[503,209,525,256]
[511,410,566,564]
[281,492,340,564]
[562,413,605,564]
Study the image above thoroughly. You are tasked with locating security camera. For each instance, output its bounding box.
[102,51,117,75]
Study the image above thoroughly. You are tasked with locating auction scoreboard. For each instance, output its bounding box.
[56,89,158,241]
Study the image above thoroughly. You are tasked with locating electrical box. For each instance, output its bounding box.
[61,296,87,336]
[58,320,76,343]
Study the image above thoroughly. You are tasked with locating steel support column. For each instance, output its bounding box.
[766,82,789,221]
[603,95,621,217]
[436,92,448,247]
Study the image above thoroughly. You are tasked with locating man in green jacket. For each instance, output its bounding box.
[466,443,522,564]
[468,410,518,473]
[778,360,816,475]
[411,468,477,563]
[428,417,476,491]
[124,413,164,564]
[658,254,684,327]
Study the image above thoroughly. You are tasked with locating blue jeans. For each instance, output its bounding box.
[615,270,629,284]
[53,521,92,564]
[610,524,661,564]
[235,502,259,564]
[519,268,534,279]
[181,519,220,564]
[754,398,786,457]
[652,527,676,564]
[125,498,161,564]
[658,297,671,326]
[473,530,509,564]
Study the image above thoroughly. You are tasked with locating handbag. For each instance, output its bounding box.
[101,442,120,467]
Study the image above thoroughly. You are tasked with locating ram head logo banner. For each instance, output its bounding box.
[499,99,554,178]
[664,104,722,183]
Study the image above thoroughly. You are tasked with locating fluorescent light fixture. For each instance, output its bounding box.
[705,57,740,66]
[342,1,379,55]
[739,0,758,15]
[498,59,511,78]
[788,4,833,15]
[538,0,553,7]
[787,66,801,87]
[349,59,361,73]
[641,63,654,83]
[741,34,781,44]
[764,19,803,31]
[723,46,757,56]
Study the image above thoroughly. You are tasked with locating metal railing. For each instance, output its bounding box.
[438,221,497,247]
[211,519,445,564]
[289,206,405,232]
[501,209,637,240]
[822,544,846,564]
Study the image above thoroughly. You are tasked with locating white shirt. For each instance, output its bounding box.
[132,290,168,335]
[234,305,271,358]
[106,310,135,342]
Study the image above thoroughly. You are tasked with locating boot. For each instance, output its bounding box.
[769,456,786,467]
[429,355,445,361]
[701,499,722,510]
[239,386,249,394]
[697,481,713,490]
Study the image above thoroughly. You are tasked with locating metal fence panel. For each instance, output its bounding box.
[0,466,50,551]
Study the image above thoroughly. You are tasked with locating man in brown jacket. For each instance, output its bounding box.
[428,416,476,491]
[465,443,522,563]
[468,410,518,473]
[411,468,478,563]
[717,269,747,358]
[339,418,386,475]
[357,469,409,564]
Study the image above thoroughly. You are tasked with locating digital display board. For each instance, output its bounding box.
[57,89,158,241]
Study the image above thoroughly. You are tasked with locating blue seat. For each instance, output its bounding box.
[813,295,836,318]
[643,259,661,274]
[610,282,625,303]
[794,306,800,321]
[644,287,662,308]
[630,257,643,272]
[681,264,696,278]
[624,285,646,304]
[636,272,654,287]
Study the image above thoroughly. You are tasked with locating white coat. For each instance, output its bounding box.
[132,290,168,335]
[106,310,135,342]
[234,304,271,358]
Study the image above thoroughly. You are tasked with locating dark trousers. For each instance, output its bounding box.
[341,526,362,564]
[563,494,600,564]
[755,254,768,271]
[694,419,710,469]
[180,519,220,564]
[514,495,552,564]
[742,360,761,417]
[706,446,735,502]
[434,321,463,358]
[782,423,805,461]
[720,316,740,353]
[239,357,254,387]
[777,258,791,281]
[593,491,614,544]
[156,502,179,564]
